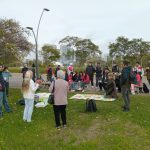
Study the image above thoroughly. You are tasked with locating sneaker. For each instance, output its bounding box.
[63,124,67,128]
[56,126,61,130]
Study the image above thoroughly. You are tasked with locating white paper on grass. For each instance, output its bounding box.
[34,93,51,108]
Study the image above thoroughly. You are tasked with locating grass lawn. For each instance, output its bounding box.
[0,89,150,150]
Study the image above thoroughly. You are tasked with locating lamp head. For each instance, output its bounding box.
[26,27,33,30]
[44,8,50,11]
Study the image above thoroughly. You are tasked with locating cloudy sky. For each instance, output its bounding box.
[1,0,150,57]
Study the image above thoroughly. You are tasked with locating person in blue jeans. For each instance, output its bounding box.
[0,65,12,117]
[22,70,41,122]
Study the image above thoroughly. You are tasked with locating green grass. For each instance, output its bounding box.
[0,89,150,150]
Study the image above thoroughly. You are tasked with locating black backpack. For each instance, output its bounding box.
[86,99,97,112]
[129,69,137,84]
[143,83,149,93]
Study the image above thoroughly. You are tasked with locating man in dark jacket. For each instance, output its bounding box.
[0,65,12,117]
[86,62,95,87]
[95,63,102,89]
[21,64,28,79]
[120,61,131,112]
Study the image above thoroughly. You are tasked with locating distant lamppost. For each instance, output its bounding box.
[26,8,50,78]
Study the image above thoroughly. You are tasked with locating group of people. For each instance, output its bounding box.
[0,59,150,130]
[22,69,68,130]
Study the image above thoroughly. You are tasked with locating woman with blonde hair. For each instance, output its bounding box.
[22,70,41,122]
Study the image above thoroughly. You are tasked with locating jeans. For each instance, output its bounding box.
[23,99,34,122]
[89,75,94,86]
[121,87,130,109]
[53,105,66,127]
[5,82,9,97]
[0,91,11,117]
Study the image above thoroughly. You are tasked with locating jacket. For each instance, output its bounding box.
[120,66,131,88]
[23,79,39,99]
[86,65,95,76]
[106,79,117,98]
[49,79,69,105]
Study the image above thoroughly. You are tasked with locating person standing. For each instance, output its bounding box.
[21,64,28,79]
[146,59,150,85]
[112,63,121,92]
[0,65,12,118]
[86,62,95,87]
[49,70,69,130]
[22,70,41,122]
[55,65,60,78]
[47,65,52,82]
[95,63,102,89]
[120,61,131,112]
[31,63,36,82]
[2,66,12,97]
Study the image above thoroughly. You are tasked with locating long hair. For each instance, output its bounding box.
[22,70,33,92]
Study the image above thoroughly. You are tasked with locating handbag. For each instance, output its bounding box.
[48,81,55,105]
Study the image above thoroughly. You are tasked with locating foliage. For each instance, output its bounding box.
[109,36,150,65]
[41,44,60,65]
[0,18,33,64]
[59,36,102,64]
[0,89,150,149]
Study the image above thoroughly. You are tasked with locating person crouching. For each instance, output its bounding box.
[105,72,117,99]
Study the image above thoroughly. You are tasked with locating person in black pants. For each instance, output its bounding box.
[49,70,69,130]
[95,63,102,89]
[53,105,66,127]
[86,62,95,87]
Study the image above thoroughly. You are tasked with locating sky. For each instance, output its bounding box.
[1,0,150,59]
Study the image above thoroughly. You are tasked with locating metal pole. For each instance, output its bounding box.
[26,8,49,79]
[36,8,50,78]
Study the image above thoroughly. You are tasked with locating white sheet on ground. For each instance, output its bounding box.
[70,94,115,101]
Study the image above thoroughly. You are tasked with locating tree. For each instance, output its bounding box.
[0,18,33,64]
[109,36,150,65]
[75,39,101,63]
[59,36,101,64]
[41,44,60,65]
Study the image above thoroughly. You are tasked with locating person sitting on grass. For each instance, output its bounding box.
[22,70,41,123]
[130,71,142,95]
[105,72,117,99]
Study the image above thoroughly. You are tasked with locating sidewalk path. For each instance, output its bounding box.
[9,73,150,90]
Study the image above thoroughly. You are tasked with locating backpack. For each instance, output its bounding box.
[86,99,97,112]
[129,69,137,84]
[143,83,149,93]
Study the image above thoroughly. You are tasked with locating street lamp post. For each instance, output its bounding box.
[26,8,49,79]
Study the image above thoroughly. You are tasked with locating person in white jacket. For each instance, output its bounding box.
[22,70,41,122]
